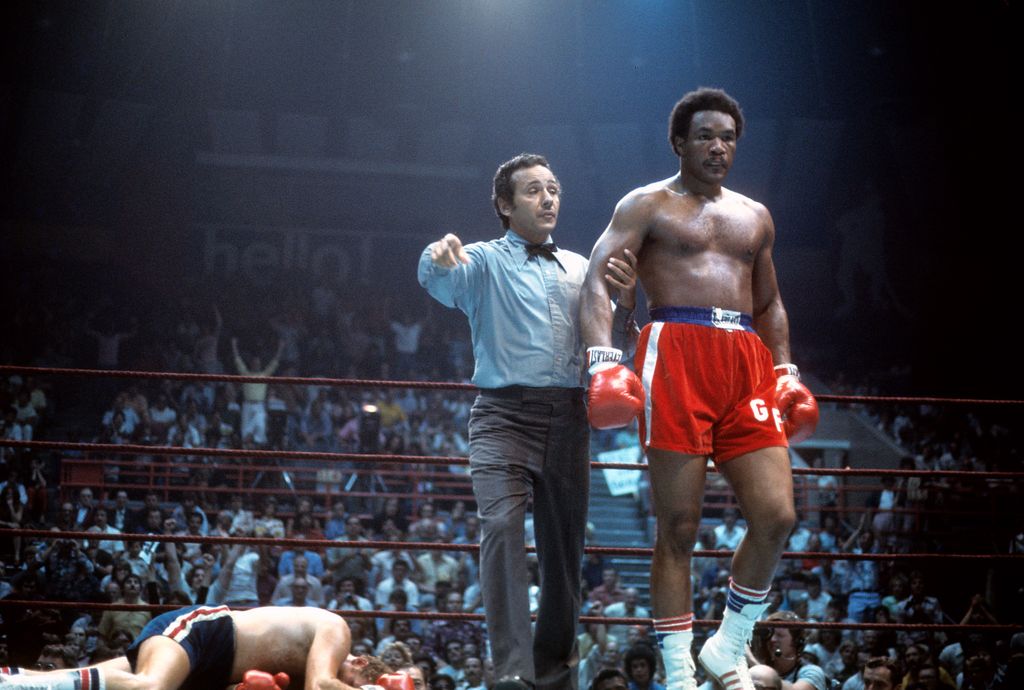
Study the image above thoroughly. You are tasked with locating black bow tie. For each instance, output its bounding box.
[525,242,558,261]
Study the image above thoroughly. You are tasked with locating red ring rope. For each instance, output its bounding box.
[5,439,1022,480]
[2,364,1022,405]
[2,359,1020,651]
[0,600,1016,633]
[5,529,1021,562]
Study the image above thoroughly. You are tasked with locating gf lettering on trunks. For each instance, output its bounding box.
[750,398,783,432]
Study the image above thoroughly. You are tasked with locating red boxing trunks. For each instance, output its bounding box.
[636,307,787,462]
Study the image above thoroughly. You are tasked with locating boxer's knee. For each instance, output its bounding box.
[655,509,701,561]
[749,502,795,549]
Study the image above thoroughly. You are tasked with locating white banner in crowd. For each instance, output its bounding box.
[598,446,645,497]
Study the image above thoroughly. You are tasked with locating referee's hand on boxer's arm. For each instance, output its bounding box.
[430,233,470,268]
[605,248,638,309]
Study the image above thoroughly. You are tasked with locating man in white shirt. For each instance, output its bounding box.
[272,554,325,606]
[713,507,747,551]
[375,558,420,611]
[602,588,650,647]
[86,507,125,558]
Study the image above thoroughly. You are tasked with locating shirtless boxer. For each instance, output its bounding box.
[581,88,818,690]
[1,606,411,690]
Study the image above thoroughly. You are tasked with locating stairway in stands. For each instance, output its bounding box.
[586,466,652,603]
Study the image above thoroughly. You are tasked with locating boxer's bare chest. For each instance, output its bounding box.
[647,192,763,261]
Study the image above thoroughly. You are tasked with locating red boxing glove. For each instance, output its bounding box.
[587,348,644,430]
[774,364,819,444]
[375,674,416,690]
[237,670,290,690]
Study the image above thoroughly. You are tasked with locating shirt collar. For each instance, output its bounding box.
[504,230,561,270]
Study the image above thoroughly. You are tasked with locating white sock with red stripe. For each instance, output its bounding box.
[654,614,695,690]
[0,668,104,690]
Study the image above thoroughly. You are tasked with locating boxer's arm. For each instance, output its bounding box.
[583,195,648,429]
[305,617,350,690]
[751,208,819,440]
[581,192,649,349]
[605,249,638,309]
[607,249,639,356]
[750,208,791,364]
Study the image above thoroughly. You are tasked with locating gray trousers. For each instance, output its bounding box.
[468,387,590,690]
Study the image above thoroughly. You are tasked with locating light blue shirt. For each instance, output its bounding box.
[418,230,588,389]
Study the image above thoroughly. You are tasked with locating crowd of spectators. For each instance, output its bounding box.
[825,369,1020,557]
[0,262,493,686]
[0,478,493,688]
[572,380,1023,689]
[1,256,1021,689]
[574,561,1021,690]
